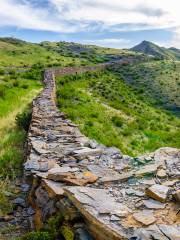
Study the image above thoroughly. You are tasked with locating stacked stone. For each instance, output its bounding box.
[24,66,180,240]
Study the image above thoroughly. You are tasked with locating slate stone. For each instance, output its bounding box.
[131,224,169,240]
[72,148,103,158]
[133,210,156,226]
[146,184,169,202]
[42,179,65,197]
[173,189,180,203]
[75,228,94,240]
[158,224,180,240]
[157,169,167,178]
[143,199,165,209]
[13,197,26,208]
[135,164,160,177]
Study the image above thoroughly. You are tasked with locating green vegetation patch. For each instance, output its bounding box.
[56,69,180,156]
[111,60,180,115]
[0,68,41,218]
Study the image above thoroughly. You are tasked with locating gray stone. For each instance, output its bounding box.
[146,184,169,202]
[32,140,49,154]
[75,228,94,240]
[87,164,129,183]
[21,184,30,192]
[173,189,180,203]
[126,189,145,197]
[13,197,26,208]
[143,199,165,209]
[159,224,180,240]
[139,179,156,186]
[133,210,156,226]
[42,179,65,197]
[72,148,103,158]
[135,164,160,177]
[104,147,122,156]
[157,169,167,178]
[64,187,130,217]
[27,207,35,215]
[132,224,169,240]
[110,215,120,221]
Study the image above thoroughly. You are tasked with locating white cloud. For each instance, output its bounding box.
[51,0,180,29]
[0,0,180,47]
[0,0,77,33]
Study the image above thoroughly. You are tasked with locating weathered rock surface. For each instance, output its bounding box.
[146,184,169,202]
[133,210,156,226]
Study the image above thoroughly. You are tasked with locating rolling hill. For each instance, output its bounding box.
[131,40,180,60]
[0,37,139,68]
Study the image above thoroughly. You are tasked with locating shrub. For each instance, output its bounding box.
[111,116,123,127]
[0,85,6,98]
[16,108,32,131]
[0,68,5,75]
[13,80,19,87]
[22,231,52,240]
[23,63,43,80]
[21,83,29,89]
[86,120,93,127]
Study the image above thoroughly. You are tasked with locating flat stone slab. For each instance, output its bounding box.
[32,140,49,154]
[133,210,156,226]
[133,224,180,240]
[87,165,133,183]
[72,148,103,157]
[146,184,169,203]
[143,199,165,209]
[42,179,64,197]
[135,164,160,177]
[47,166,98,186]
[64,186,130,240]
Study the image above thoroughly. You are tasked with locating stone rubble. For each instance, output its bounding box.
[24,67,180,240]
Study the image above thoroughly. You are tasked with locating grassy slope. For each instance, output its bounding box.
[56,70,180,156]
[0,39,84,67]
[0,70,42,218]
[40,41,140,64]
[111,60,180,115]
[131,41,180,60]
[0,37,141,68]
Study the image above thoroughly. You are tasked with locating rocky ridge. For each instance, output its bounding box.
[24,64,180,239]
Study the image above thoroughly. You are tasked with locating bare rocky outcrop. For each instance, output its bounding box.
[24,64,180,239]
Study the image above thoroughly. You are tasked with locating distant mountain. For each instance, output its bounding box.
[131,40,180,60]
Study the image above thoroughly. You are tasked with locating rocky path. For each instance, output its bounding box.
[24,65,180,240]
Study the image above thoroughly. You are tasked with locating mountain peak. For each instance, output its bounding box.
[131,40,180,60]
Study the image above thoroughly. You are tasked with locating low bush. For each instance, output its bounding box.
[0,68,5,75]
[16,108,32,131]
[0,85,6,98]
[22,231,52,240]
[111,116,123,127]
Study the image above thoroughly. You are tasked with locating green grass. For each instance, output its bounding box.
[40,41,140,65]
[111,60,180,115]
[0,37,142,68]
[56,69,180,156]
[0,68,42,218]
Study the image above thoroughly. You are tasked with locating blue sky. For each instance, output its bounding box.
[0,0,180,49]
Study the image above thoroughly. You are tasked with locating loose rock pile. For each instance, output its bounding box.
[25,67,180,240]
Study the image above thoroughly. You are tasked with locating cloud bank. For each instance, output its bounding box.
[0,0,180,47]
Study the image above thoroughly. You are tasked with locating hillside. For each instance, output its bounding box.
[0,37,139,68]
[131,40,180,60]
[111,60,180,115]
[56,69,180,156]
